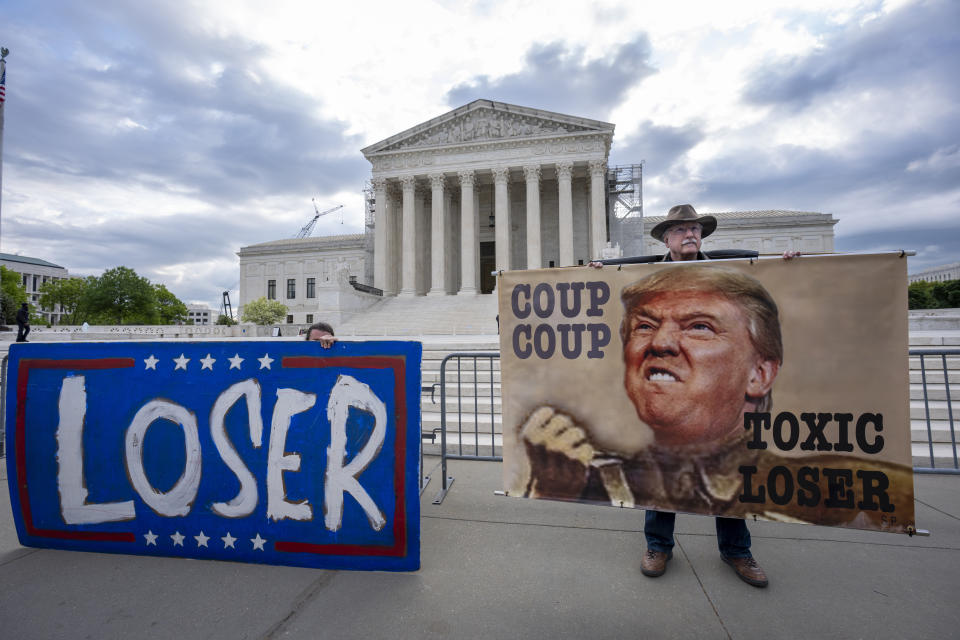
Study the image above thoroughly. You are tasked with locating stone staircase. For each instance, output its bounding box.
[337,293,499,336]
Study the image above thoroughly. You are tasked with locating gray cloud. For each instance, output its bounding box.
[445,35,656,120]
[1,1,369,308]
[3,1,365,203]
[609,120,705,172]
[836,224,960,273]
[640,0,960,252]
[744,0,959,110]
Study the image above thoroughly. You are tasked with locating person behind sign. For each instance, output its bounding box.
[521,264,780,587]
[535,204,791,588]
[305,322,337,348]
[615,264,778,586]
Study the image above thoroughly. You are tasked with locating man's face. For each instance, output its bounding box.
[623,289,775,446]
[663,223,702,260]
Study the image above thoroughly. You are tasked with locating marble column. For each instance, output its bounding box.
[445,187,458,294]
[399,175,417,296]
[556,161,574,267]
[372,177,388,291]
[458,170,477,294]
[523,165,542,270]
[386,183,401,295]
[589,160,607,259]
[493,166,511,272]
[428,173,447,295]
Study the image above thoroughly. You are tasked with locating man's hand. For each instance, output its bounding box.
[587,261,604,269]
[782,250,801,260]
[520,406,596,499]
[318,335,336,349]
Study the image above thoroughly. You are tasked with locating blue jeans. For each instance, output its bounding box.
[644,510,752,558]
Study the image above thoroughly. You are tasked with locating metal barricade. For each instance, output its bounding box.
[432,352,500,504]
[912,348,960,474]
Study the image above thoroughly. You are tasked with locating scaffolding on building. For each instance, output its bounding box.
[605,163,644,259]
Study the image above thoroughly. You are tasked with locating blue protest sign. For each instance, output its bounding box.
[5,340,421,571]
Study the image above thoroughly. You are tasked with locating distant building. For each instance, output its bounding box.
[237,235,367,325]
[187,304,213,325]
[636,210,838,257]
[908,262,960,284]
[0,252,71,324]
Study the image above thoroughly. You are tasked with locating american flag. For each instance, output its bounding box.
[0,61,6,104]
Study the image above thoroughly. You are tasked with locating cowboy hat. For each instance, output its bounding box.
[650,204,717,241]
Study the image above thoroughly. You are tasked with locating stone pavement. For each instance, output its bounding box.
[1,458,958,640]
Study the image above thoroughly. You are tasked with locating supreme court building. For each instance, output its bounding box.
[237,100,839,322]
[362,100,614,295]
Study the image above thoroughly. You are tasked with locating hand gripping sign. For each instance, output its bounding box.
[5,340,421,571]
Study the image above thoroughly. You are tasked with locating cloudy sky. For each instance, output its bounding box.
[1,0,957,309]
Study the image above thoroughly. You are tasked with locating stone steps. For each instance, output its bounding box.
[338,293,499,336]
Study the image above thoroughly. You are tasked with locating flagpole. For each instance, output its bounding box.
[0,47,8,252]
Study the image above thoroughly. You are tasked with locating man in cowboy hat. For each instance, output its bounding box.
[584,203,797,587]
[650,204,717,261]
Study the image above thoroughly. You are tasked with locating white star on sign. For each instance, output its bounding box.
[228,353,244,370]
[195,531,210,548]
[200,354,216,370]
[144,530,158,546]
[251,533,267,551]
[171,531,185,546]
[222,532,237,549]
[173,354,190,370]
[144,355,159,370]
[257,353,274,369]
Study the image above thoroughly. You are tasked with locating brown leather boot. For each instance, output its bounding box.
[640,549,672,577]
[722,555,768,588]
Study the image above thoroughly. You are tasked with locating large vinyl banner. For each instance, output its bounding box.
[5,340,421,571]
[499,253,916,534]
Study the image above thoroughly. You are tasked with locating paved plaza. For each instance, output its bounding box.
[1,457,958,639]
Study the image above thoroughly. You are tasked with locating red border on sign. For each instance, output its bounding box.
[276,355,408,558]
[15,358,137,542]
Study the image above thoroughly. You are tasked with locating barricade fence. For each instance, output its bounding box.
[1,349,956,480]
[911,348,960,474]
[431,353,501,505]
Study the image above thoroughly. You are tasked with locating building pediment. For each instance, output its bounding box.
[362,100,614,156]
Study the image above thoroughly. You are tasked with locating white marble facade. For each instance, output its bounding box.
[362,100,614,295]
[236,235,366,324]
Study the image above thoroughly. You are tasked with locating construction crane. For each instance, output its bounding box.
[219,291,233,322]
[296,200,344,238]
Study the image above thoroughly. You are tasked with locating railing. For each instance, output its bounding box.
[912,348,960,474]
[432,353,501,504]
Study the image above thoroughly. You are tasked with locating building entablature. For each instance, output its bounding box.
[237,234,365,259]
[363,99,613,181]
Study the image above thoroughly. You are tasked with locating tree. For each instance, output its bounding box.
[241,297,288,325]
[932,280,960,308]
[87,266,157,324]
[216,314,237,326]
[0,265,27,325]
[39,277,90,325]
[908,281,937,310]
[909,279,960,310]
[154,284,189,324]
